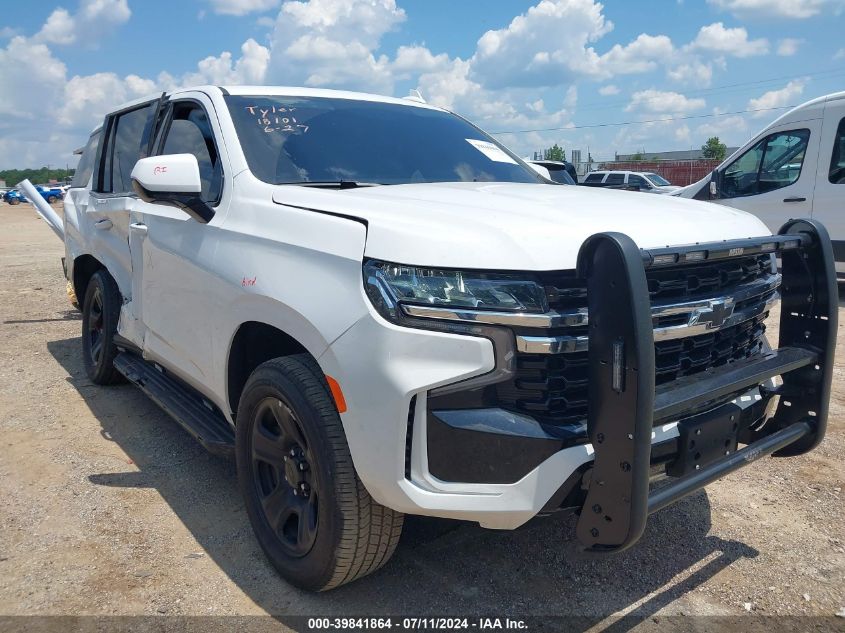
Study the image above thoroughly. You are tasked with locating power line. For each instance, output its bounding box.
[489,104,797,135]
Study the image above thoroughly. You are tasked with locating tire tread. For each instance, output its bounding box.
[242,355,403,591]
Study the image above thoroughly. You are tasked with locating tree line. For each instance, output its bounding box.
[0,167,75,187]
[538,137,728,163]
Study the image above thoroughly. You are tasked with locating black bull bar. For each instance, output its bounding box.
[575,218,837,553]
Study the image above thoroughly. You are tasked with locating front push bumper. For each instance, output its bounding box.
[574,218,836,552]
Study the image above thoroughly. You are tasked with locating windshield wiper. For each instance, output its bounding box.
[278,180,384,189]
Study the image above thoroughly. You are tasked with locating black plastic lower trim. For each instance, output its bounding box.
[426,408,568,484]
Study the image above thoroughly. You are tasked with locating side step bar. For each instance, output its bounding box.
[113,352,235,457]
[574,218,837,554]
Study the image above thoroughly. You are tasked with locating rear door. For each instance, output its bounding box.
[87,99,159,345]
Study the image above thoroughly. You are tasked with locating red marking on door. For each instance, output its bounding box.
[241,276,257,287]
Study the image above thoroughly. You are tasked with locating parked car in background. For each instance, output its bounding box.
[528,159,577,184]
[4,189,25,205]
[34,185,64,203]
[581,170,680,193]
[675,91,845,274]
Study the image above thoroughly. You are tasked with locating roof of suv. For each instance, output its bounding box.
[110,85,446,119]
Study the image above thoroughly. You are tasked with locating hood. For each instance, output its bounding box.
[653,185,682,193]
[271,181,770,271]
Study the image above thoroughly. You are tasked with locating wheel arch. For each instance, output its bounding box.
[226,321,326,418]
[71,254,107,305]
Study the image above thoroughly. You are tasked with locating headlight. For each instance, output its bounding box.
[364,260,547,321]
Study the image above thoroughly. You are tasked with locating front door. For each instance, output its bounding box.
[131,93,230,391]
[715,123,821,233]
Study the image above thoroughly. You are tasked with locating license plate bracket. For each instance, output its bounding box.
[667,403,741,477]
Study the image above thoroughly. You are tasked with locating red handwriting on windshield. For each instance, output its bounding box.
[245,105,309,134]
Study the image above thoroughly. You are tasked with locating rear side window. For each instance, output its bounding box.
[71,131,101,188]
[831,117,845,185]
[628,174,648,188]
[584,173,604,183]
[605,173,625,185]
[102,103,156,193]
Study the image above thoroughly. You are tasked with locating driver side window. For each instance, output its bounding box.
[721,129,809,198]
[159,101,223,204]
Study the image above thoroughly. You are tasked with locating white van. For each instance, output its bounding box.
[677,91,845,272]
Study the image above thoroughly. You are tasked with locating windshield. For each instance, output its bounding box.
[645,173,671,186]
[225,95,540,186]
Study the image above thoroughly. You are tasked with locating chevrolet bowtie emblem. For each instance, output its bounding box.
[690,299,735,329]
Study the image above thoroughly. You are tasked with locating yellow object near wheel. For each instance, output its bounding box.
[67,280,79,309]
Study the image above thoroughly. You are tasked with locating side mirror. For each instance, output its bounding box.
[131,154,214,223]
[708,169,720,199]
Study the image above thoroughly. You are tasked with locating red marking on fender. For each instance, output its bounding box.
[241,276,256,287]
[153,165,168,175]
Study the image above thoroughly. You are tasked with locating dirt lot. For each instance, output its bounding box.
[0,202,843,629]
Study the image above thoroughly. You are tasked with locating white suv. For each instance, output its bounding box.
[62,85,836,591]
[582,170,681,193]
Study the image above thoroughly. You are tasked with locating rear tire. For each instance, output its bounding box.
[81,270,123,385]
[9,198,19,205]
[236,355,403,591]
[47,195,57,203]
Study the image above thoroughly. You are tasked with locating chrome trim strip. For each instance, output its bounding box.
[400,273,781,329]
[401,304,588,327]
[516,291,779,354]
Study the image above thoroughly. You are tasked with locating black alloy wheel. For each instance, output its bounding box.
[251,396,319,557]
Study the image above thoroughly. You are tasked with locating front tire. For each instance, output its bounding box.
[9,198,20,205]
[81,270,123,385]
[47,195,57,203]
[236,355,403,591]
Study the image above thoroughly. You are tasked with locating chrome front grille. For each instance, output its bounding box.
[404,254,779,426]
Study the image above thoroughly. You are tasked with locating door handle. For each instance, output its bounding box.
[783,197,806,203]
[94,218,113,230]
[129,222,148,235]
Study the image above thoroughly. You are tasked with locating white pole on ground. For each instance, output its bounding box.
[17,179,64,241]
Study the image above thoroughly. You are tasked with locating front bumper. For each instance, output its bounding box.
[324,219,836,535]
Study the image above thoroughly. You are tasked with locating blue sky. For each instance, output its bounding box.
[1,0,843,169]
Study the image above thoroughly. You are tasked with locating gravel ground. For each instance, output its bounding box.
[0,202,843,630]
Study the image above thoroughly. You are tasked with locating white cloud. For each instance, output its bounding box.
[60,72,156,129]
[834,48,845,59]
[265,0,405,91]
[747,80,805,116]
[666,58,717,86]
[172,38,270,86]
[209,0,279,15]
[689,22,768,57]
[392,45,451,77]
[598,84,620,96]
[707,0,838,19]
[35,0,131,46]
[776,38,802,56]
[625,89,706,114]
[469,0,613,88]
[596,33,674,75]
[694,112,749,145]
